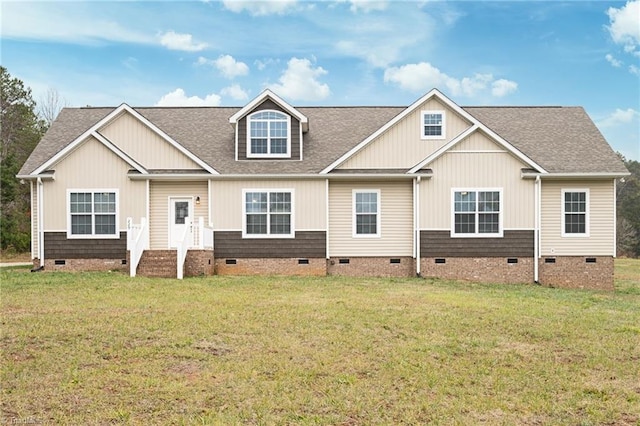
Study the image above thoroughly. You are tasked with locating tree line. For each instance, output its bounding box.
[1,66,639,257]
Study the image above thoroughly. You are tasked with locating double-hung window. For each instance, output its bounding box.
[562,189,589,236]
[247,110,290,157]
[452,189,502,237]
[421,110,445,139]
[244,190,294,237]
[353,190,381,237]
[68,190,118,238]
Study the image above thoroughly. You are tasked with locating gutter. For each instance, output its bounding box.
[521,172,629,180]
[127,173,434,181]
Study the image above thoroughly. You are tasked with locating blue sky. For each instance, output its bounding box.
[2,0,639,160]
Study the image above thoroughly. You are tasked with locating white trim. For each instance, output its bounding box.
[415,176,421,275]
[534,176,540,282]
[409,125,478,173]
[229,89,308,129]
[325,178,330,259]
[561,188,590,237]
[450,188,503,238]
[246,110,291,158]
[208,179,213,228]
[613,179,617,257]
[66,189,120,239]
[241,188,295,239]
[352,189,381,238]
[37,178,44,266]
[91,131,147,174]
[420,110,446,140]
[523,172,629,179]
[32,103,217,176]
[450,150,508,154]
[146,180,150,239]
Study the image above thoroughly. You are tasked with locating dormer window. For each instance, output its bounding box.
[421,110,445,140]
[247,110,291,158]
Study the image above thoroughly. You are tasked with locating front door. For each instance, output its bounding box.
[169,197,193,248]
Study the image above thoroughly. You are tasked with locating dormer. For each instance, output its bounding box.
[229,89,308,161]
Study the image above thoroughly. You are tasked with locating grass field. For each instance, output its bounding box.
[2,260,639,425]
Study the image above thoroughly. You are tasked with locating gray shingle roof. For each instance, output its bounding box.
[19,103,627,176]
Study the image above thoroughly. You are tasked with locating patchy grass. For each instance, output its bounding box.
[1,262,639,425]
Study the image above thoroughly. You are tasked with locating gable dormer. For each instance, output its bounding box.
[229,89,308,161]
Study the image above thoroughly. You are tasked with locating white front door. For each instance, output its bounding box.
[169,197,193,248]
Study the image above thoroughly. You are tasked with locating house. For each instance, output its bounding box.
[17,89,629,289]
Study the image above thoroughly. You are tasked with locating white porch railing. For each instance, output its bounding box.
[176,217,192,280]
[191,217,214,250]
[127,217,148,277]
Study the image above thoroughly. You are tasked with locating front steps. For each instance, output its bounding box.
[135,249,215,278]
[137,250,178,278]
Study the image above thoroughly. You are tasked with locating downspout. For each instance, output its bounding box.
[534,175,540,283]
[37,177,44,269]
[325,178,330,260]
[613,178,617,258]
[415,176,421,277]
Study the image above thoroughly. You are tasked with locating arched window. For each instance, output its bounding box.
[247,110,290,157]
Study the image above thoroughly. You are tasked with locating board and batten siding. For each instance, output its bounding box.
[100,111,201,170]
[149,181,209,249]
[419,134,535,230]
[209,179,326,231]
[329,180,413,257]
[540,179,615,256]
[42,136,146,231]
[338,98,472,170]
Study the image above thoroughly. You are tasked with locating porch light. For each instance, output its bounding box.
[195,196,200,205]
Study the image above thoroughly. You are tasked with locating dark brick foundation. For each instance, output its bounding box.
[327,257,415,278]
[184,250,214,277]
[215,258,326,276]
[539,256,614,290]
[43,257,128,272]
[421,257,534,284]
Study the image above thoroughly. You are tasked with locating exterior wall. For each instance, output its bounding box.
[210,179,326,231]
[421,230,534,257]
[419,140,534,230]
[237,99,301,161]
[339,98,472,169]
[327,257,415,277]
[42,136,146,231]
[100,111,201,170]
[421,257,534,284]
[214,231,325,258]
[539,256,614,290]
[215,258,326,276]
[540,180,615,256]
[149,181,209,249]
[44,232,127,259]
[184,250,214,277]
[329,180,413,257]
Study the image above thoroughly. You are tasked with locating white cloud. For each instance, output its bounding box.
[221,84,249,101]
[597,108,640,128]
[156,88,221,106]
[269,57,330,101]
[605,54,623,67]
[491,79,518,97]
[383,62,517,98]
[214,55,249,79]
[630,65,640,76]
[222,0,298,16]
[159,31,208,52]
[606,0,640,55]
[255,58,278,71]
[346,0,388,13]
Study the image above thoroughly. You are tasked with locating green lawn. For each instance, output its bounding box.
[2,260,639,425]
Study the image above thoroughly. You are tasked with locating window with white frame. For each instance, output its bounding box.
[353,190,380,237]
[247,110,290,157]
[421,110,445,139]
[244,190,293,237]
[68,190,118,237]
[562,189,589,236]
[452,189,502,237]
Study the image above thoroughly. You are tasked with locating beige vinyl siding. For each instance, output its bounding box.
[339,98,472,170]
[329,181,413,257]
[42,136,146,231]
[149,181,208,249]
[210,180,326,231]
[540,180,614,256]
[31,181,37,258]
[420,138,534,230]
[450,131,505,151]
[100,111,200,170]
